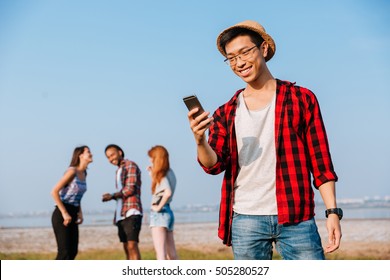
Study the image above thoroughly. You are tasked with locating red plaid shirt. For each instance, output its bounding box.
[117,159,143,216]
[200,79,338,246]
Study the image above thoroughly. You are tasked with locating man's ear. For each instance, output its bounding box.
[261,41,269,59]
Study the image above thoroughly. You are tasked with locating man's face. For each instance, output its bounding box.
[225,35,267,84]
[105,147,122,166]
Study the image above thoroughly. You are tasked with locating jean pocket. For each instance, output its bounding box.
[232,211,241,218]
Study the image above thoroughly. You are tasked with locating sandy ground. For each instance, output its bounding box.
[1,219,390,259]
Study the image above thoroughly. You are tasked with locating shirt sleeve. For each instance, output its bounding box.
[198,105,230,175]
[158,177,171,193]
[121,162,139,198]
[304,90,338,188]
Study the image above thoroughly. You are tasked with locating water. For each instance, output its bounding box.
[315,205,390,220]
[0,210,220,228]
[1,206,389,229]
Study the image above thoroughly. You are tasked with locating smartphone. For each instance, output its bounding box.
[183,95,205,118]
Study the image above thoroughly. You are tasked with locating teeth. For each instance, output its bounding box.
[241,68,250,74]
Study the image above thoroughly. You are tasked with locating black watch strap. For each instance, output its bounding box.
[325,208,343,220]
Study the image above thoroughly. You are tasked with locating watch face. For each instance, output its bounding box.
[338,208,343,216]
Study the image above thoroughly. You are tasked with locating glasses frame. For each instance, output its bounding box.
[224,45,260,66]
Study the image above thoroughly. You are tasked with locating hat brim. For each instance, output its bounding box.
[217,22,276,62]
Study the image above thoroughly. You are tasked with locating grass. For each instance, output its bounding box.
[1,248,374,260]
[0,247,234,260]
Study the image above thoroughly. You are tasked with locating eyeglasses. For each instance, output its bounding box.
[224,45,259,66]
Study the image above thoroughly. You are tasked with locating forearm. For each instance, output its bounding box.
[153,189,172,212]
[319,180,342,253]
[51,190,68,215]
[51,169,75,217]
[197,138,218,168]
[111,191,121,199]
[318,181,337,209]
[156,195,170,210]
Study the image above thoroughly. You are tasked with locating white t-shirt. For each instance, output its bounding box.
[151,169,176,206]
[114,167,123,223]
[233,92,278,215]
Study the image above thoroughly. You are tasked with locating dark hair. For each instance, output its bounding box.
[69,145,89,167]
[219,27,264,55]
[105,144,125,158]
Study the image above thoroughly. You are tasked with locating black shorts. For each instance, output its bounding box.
[117,215,142,243]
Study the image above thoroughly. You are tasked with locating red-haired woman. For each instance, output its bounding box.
[51,145,93,260]
[147,145,178,260]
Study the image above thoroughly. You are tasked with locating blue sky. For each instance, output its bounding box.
[0,0,389,215]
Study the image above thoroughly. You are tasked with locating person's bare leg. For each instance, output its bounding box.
[123,242,130,259]
[127,241,141,260]
[166,230,178,260]
[151,227,167,260]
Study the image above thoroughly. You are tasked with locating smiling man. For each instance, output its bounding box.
[102,144,143,260]
[186,20,341,260]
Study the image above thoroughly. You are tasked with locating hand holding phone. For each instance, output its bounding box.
[183,95,205,119]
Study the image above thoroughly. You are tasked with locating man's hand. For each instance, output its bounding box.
[324,215,342,253]
[187,108,213,145]
[102,193,113,202]
[187,108,218,168]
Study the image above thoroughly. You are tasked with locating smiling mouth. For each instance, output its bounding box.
[239,67,252,75]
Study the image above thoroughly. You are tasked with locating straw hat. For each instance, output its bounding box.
[216,20,276,62]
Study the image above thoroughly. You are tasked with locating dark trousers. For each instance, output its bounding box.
[51,204,79,260]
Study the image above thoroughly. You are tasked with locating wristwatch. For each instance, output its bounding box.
[325,208,343,220]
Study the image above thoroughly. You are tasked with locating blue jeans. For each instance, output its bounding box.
[231,213,325,260]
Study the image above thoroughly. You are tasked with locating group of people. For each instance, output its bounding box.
[51,144,177,260]
[51,19,342,261]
